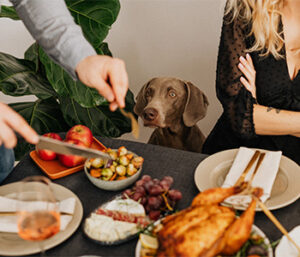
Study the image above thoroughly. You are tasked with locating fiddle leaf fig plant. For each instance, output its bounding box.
[0,0,135,160]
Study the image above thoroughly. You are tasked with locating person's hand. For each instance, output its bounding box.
[76,55,129,111]
[0,103,39,148]
[238,53,257,99]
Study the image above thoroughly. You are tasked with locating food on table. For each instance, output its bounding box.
[140,184,264,257]
[58,139,87,167]
[36,133,62,161]
[122,175,182,220]
[35,124,96,168]
[138,222,269,257]
[66,124,93,147]
[85,146,144,181]
[84,198,150,243]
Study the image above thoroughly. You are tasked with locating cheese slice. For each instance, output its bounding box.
[105,199,145,216]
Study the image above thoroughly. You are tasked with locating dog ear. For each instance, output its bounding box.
[134,78,156,116]
[183,81,209,127]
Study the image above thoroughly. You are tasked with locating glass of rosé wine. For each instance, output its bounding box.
[16,176,60,255]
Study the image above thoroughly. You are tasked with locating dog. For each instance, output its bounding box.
[134,77,209,152]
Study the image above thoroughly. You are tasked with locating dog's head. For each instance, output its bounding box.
[134,77,209,129]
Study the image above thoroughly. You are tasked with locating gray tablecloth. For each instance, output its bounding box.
[2,137,300,257]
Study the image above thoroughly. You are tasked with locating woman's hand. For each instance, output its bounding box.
[0,103,39,148]
[238,53,257,99]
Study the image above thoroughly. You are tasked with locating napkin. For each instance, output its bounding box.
[275,226,300,257]
[0,197,76,233]
[222,147,282,205]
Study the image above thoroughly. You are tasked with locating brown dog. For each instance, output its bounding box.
[134,77,209,152]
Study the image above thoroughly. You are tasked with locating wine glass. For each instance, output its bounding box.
[16,176,60,255]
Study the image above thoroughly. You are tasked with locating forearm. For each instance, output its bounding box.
[10,0,96,79]
[253,104,300,135]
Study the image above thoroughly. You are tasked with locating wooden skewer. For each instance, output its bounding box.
[119,108,139,139]
[234,150,260,187]
[254,196,300,255]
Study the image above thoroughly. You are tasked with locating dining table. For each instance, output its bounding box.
[1,136,300,257]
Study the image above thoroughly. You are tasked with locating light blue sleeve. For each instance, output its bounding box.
[10,0,96,79]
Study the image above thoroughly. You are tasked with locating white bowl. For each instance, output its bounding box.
[84,151,142,191]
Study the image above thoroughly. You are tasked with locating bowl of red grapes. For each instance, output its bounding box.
[121,175,182,221]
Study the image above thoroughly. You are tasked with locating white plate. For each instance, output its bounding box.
[135,224,273,257]
[275,226,300,257]
[194,148,300,210]
[0,182,83,256]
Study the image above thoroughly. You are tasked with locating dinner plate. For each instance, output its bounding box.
[0,182,83,256]
[275,225,300,257]
[82,196,150,245]
[135,224,273,257]
[194,148,300,211]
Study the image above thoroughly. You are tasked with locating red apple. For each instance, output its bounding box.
[58,139,87,167]
[66,125,93,147]
[36,133,62,161]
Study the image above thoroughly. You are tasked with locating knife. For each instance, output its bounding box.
[36,136,111,160]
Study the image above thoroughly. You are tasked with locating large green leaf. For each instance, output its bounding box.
[38,41,115,108]
[39,47,106,108]
[9,98,69,160]
[59,90,136,138]
[66,0,120,49]
[24,43,39,72]
[0,6,19,20]
[0,52,56,99]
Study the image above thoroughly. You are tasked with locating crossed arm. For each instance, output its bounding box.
[238,54,300,137]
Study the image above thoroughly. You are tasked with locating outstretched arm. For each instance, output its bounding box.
[10,0,128,110]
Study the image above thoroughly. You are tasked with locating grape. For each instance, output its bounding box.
[149,185,164,196]
[141,175,152,182]
[148,196,163,210]
[149,210,161,221]
[135,186,146,196]
[122,189,132,199]
[168,189,182,201]
[140,197,147,206]
[135,179,145,187]
[132,192,143,202]
[159,180,171,191]
[152,178,160,185]
[144,180,154,192]
[145,204,151,213]
[162,176,174,186]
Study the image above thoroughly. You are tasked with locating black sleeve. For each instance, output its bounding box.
[216,13,257,139]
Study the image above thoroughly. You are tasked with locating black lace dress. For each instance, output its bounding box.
[202,13,300,165]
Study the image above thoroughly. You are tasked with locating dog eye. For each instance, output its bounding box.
[169,91,177,98]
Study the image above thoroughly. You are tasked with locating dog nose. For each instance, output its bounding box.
[143,108,158,121]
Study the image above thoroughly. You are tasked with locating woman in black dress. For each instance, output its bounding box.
[202,0,300,165]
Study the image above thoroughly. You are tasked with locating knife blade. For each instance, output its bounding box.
[36,136,111,160]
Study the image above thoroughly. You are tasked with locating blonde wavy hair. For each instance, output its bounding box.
[225,0,284,59]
